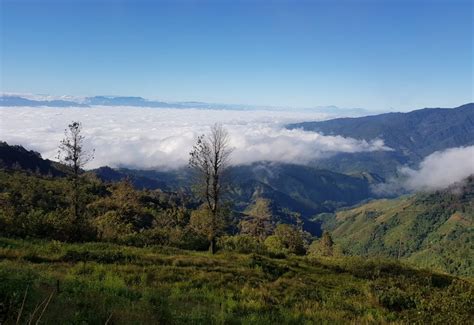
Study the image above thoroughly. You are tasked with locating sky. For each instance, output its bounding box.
[1,0,473,110]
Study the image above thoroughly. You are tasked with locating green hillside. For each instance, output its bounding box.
[321,176,474,276]
[1,238,473,324]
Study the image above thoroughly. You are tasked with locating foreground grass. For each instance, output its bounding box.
[0,238,472,324]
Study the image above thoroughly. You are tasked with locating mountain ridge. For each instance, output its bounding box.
[288,103,474,177]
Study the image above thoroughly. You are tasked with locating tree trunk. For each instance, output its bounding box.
[209,237,216,254]
[72,176,80,222]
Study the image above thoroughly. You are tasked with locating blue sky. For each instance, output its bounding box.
[1,0,472,110]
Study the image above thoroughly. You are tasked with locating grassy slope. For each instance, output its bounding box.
[1,238,473,324]
[327,180,474,277]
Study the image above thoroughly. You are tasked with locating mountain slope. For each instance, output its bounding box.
[92,166,170,190]
[288,103,474,176]
[320,176,474,276]
[0,142,64,176]
[229,163,375,215]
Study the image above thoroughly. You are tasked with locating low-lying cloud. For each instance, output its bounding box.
[0,106,389,169]
[373,146,474,194]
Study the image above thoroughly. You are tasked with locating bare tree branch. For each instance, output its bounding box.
[189,123,233,253]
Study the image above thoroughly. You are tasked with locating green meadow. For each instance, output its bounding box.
[1,237,472,324]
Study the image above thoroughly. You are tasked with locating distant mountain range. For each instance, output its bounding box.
[318,176,474,276]
[0,94,369,115]
[0,94,230,109]
[288,103,474,177]
[0,96,90,108]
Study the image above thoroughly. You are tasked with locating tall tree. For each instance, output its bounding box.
[189,124,232,253]
[240,198,273,240]
[57,121,94,224]
[320,230,334,256]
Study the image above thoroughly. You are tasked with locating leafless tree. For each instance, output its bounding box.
[189,123,232,253]
[57,121,94,223]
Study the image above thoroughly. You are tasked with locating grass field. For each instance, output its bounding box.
[0,237,472,324]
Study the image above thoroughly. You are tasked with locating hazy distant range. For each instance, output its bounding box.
[0,94,372,116]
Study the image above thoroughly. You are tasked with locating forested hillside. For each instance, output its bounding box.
[319,176,474,276]
[0,141,64,177]
[1,142,378,236]
[94,162,378,227]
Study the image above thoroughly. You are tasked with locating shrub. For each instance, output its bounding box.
[264,235,287,255]
[371,284,416,311]
[307,232,335,257]
[217,235,266,254]
[272,224,308,255]
[94,211,134,241]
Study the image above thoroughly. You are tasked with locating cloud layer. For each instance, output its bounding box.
[0,106,389,169]
[373,146,474,194]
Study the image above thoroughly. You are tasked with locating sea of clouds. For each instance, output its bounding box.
[0,106,389,169]
[373,145,474,194]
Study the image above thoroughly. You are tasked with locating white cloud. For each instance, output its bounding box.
[0,106,389,169]
[400,146,474,190]
[373,146,474,194]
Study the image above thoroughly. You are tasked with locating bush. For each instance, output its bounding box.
[264,235,287,255]
[307,234,335,257]
[217,235,265,254]
[272,224,308,255]
[314,231,334,256]
[375,287,416,311]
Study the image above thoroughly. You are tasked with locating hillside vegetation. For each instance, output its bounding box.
[1,237,473,324]
[321,177,474,277]
[94,163,377,223]
[1,142,378,234]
